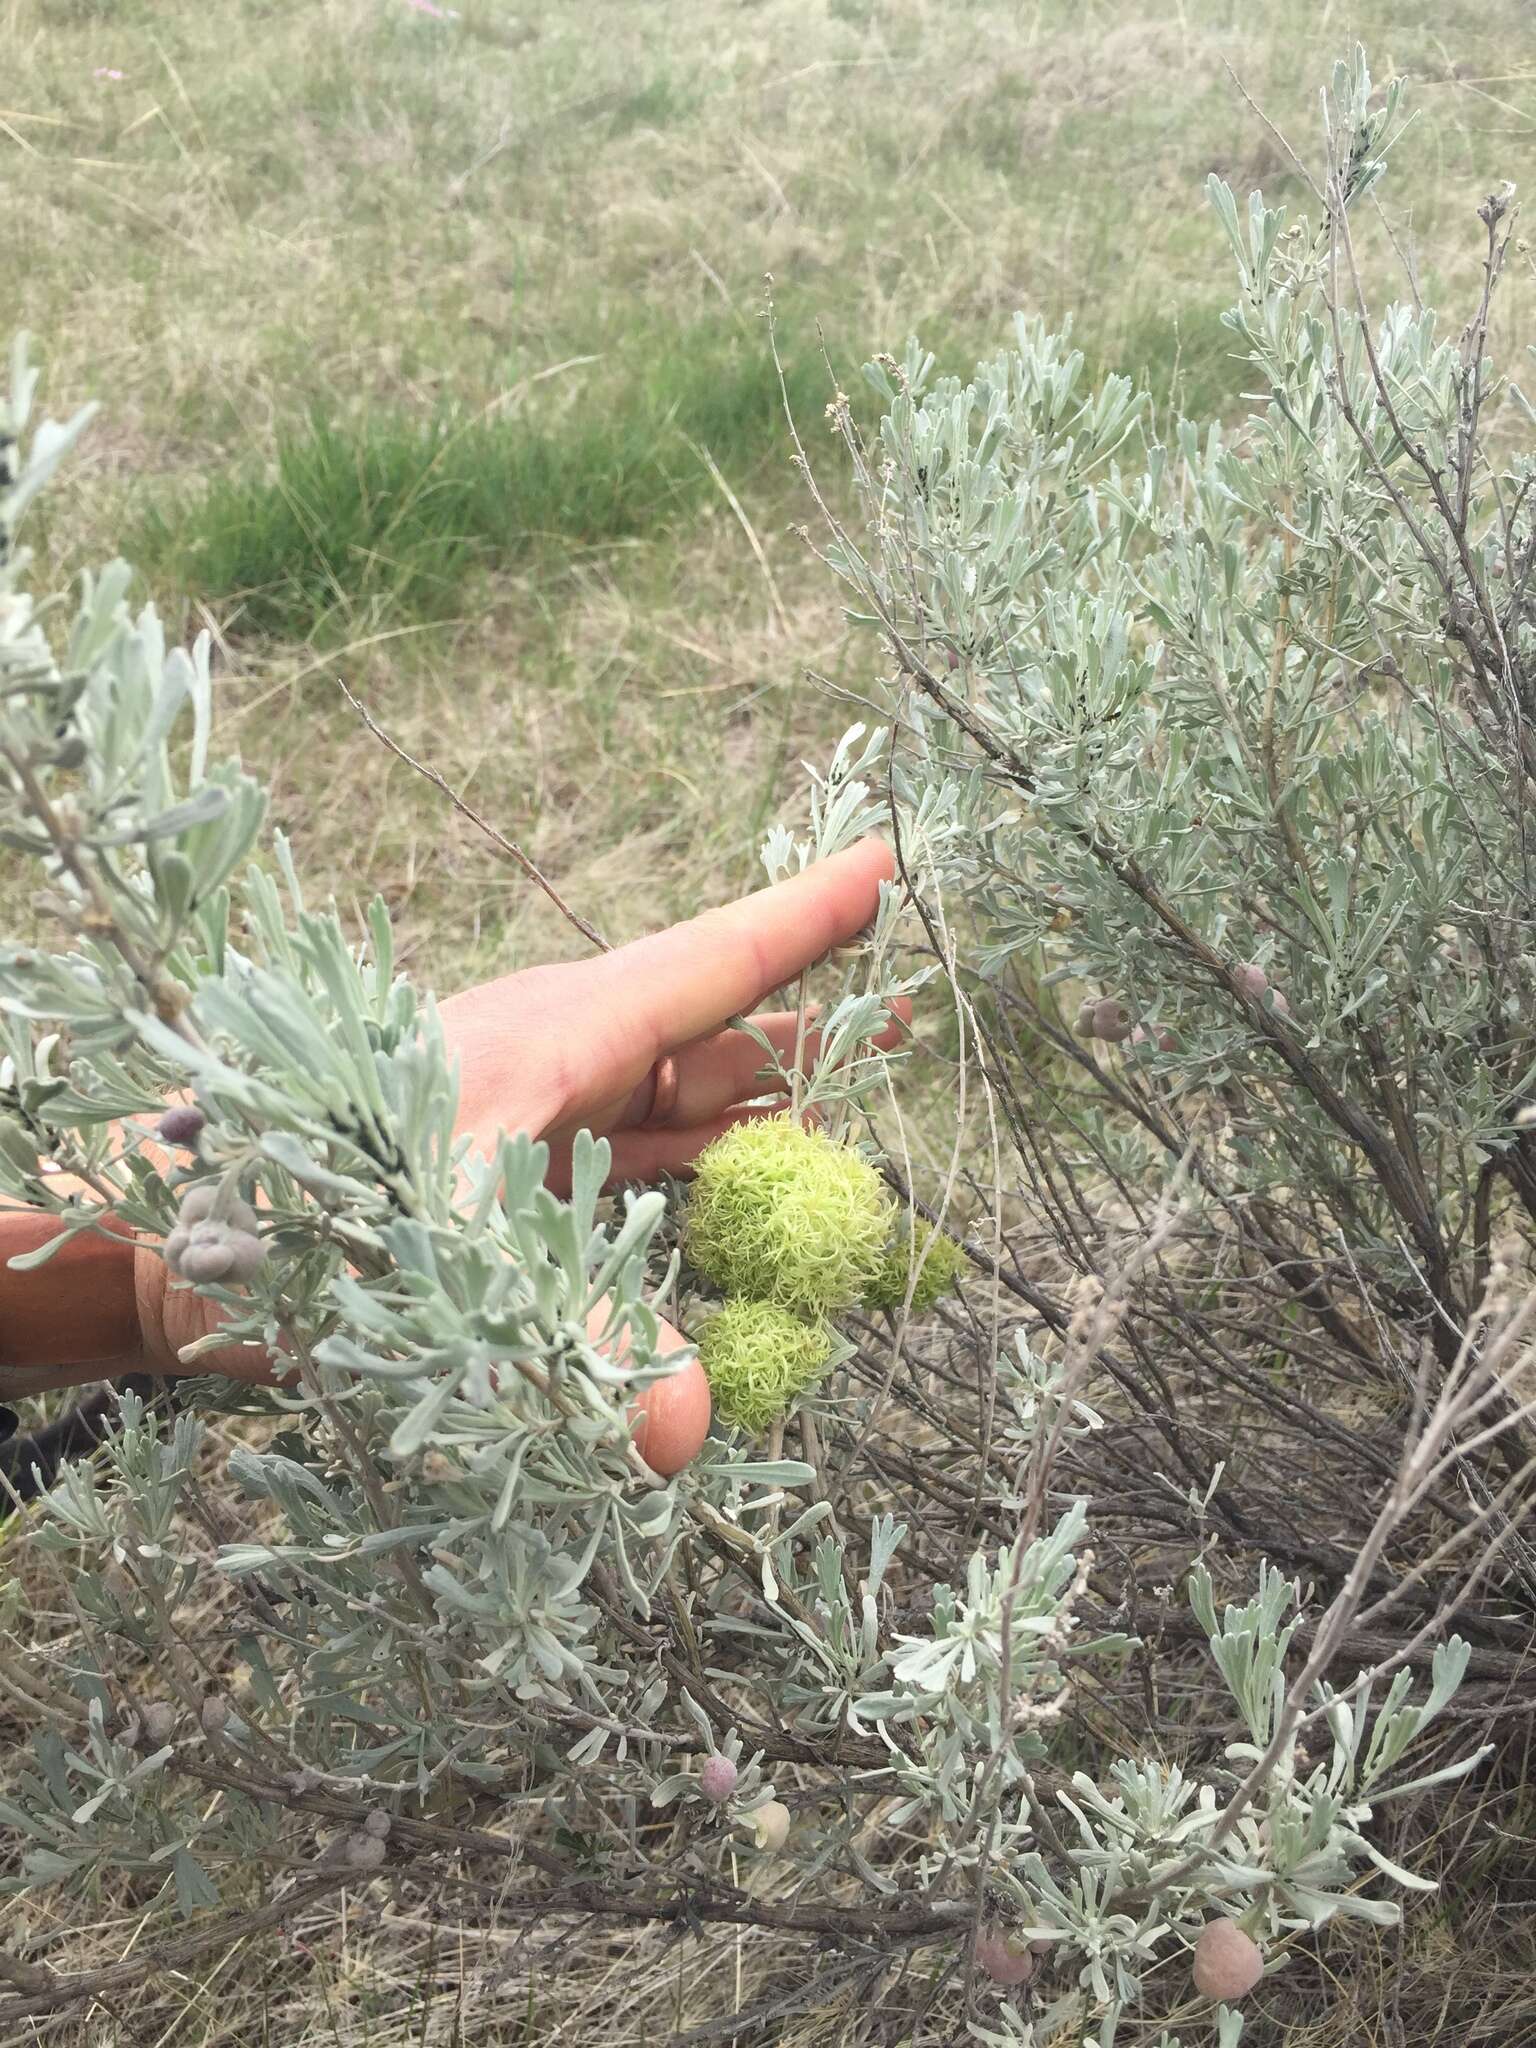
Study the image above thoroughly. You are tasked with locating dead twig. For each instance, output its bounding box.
[336,678,611,954]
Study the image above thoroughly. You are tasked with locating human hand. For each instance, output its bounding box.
[440,837,904,1192]
[0,839,905,1413]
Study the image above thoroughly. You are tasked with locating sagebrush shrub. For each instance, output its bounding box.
[0,50,1529,2047]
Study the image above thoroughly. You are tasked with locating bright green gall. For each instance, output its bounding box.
[862,1218,967,1315]
[697,1298,833,1433]
[685,1117,892,1313]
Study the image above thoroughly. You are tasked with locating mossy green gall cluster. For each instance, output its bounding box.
[686,1118,891,1314]
[862,1218,967,1314]
[697,1299,833,1432]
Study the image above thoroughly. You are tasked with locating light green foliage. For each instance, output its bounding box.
[863,1217,967,1315]
[804,43,1522,2043]
[685,1116,892,1313]
[829,49,1534,1354]
[0,331,701,1886]
[697,1297,833,1431]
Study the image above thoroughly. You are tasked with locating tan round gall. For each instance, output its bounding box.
[747,1798,791,1851]
[346,1829,387,1871]
[140,1701,177,1747]
[1192,1919,1263,2001]
[630,1354,711,1475]
[1091,998,1134,1044]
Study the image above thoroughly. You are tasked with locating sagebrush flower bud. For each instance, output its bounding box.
[1090,998,1133,1044]
[699,1754,738,1804]
[974,1923,1035,1986]
[156,1105,205,1147]
[1192,1919,1263,2001]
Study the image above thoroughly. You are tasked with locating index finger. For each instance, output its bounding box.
[602,837,896,1056]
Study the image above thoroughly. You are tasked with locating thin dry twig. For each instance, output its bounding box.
[336,678,611,954]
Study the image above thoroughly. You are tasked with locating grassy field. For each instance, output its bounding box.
[7,0,1532,999]
[4,1,1536,2041]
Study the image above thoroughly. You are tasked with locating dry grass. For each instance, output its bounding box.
[6,0,1531,991]
[4,0,1536,2040]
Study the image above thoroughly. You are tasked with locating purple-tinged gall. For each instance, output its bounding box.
[1090,999,1134,1044]
[222,1229,267,1282]
[699,1755,738,1805]
[974,1924,1035,1987]
[174,1224,241,1283]
[1192,1920,1263,2002]
[164,1188,265,1285]
[1233,963,1268,997]
[171,1182,259,1234]
[1131,1026,1180,1053]
[1269,988,1290,1017]
[156,1106,206,1147]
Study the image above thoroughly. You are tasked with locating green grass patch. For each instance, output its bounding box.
[132,294,1252,644]
[132,323,837,642]
[1086,299,1250,428]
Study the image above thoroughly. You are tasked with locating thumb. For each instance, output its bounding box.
[133,1241,279,1384]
